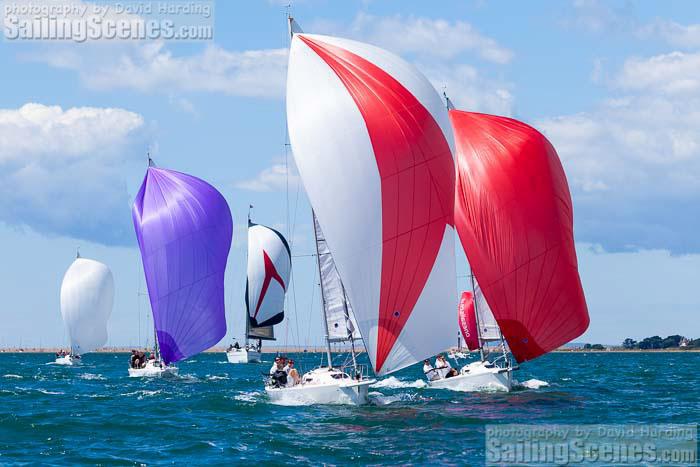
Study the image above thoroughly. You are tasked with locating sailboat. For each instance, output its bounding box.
[130,158,233,377]
[227,212,291,364]
[57,252,114,365]
[267,16,456,404]
[430,97,590,391]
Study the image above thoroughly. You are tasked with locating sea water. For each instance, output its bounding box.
[0,352,697,464]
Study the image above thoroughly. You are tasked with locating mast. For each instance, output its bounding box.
[312,209,334,368]
[245,205,252,348]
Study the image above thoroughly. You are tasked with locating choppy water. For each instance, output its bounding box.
[0,352,697,464]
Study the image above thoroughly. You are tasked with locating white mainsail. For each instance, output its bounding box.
[287,30,456,375]
[473,279,501,342]
[313,213,360,341]
[59,256,114,355]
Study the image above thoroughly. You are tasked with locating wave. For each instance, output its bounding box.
[514,378,550,390]
[120,389,163,399]
[233,391,261,403]
[206,375,228,381]
[370,376,427,389]
[79,373,106,381]
[2,374,22,379]
[36,389,64,395]
[368,391,424,406]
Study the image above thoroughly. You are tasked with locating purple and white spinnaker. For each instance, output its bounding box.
[132,162,233,364]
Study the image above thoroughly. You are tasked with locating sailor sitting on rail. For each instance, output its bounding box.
[435,355,458,379]
[269,357,289,388]
[423,359,441,381]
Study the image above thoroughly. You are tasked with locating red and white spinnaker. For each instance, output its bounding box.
[246,221,291,329]
[287,31,456,375]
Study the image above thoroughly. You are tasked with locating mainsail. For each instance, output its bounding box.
[450,109,589,363]
[60,256,114,355]
[287,31,456,375]
[473,279,501,342]
[246,220,291,338]
[313,213,360,342]
[132,163,232,364]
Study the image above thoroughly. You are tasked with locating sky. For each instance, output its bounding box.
[0,0,698,349]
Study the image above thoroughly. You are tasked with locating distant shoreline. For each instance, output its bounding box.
[1,347,698,354]
[0,346,350,354]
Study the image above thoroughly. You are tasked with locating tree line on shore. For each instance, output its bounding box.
[622,335,699,350]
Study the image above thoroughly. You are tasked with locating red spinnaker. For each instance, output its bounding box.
[458,291,480,351]
[450,111,589,363]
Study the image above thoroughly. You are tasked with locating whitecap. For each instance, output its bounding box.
[233,391,260,403]
[369,392,418,406]
[36,389,64,395]
[79,373,106,381]
[3,374,22,379]
[120,389,162,399]
[206,375,228,381]
[515,378,550,390]
[370,376,427,389]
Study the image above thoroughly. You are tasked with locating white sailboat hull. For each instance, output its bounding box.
[128,360,178,378]
[54,355,81,366]
[226,349,262,364]
[428,360,512,392]
[265,368,375,405]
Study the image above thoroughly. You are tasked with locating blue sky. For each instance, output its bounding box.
[1,0,698,349]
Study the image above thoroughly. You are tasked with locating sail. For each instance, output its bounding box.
[247,325,275,341]
[450,110,589,363]
[287,31,456,375]
[59,257,114,355]
[313,213,360,341]
[132,165,232,364]
[457,291,479,351]
[473,279,501,342]
[246,221,290,329]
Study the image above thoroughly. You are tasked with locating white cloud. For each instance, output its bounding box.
[565,1,700,50]
[0,103,146,245]
[422,63,514,116]
[235,163,299,192]
[564,0,636,34]
[537,49,700,252]
[614,51,700,95]
[637,20,700,49]
[340,13,514,64]
[30,42,288,98]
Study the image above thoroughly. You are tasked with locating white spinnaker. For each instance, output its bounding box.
[313,213,360,341]
[59,258,114,355]
[287,33,456,375]
[474,279,501,341]
[247,223,291,327]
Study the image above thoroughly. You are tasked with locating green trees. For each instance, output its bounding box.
[622,335,692,349]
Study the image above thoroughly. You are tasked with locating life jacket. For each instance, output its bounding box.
[272,369,288,388]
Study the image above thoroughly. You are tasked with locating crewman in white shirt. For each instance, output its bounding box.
[423,359,440,381]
